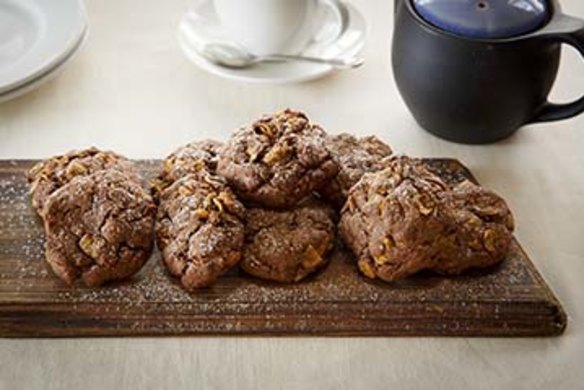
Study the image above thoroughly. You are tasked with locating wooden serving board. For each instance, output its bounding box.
[0,159,566,337]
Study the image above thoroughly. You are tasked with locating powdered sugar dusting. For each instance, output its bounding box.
[0,160,564,336]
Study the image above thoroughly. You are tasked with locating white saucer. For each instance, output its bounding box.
[0,0,87,94]
[177,0,366,84]
[0,28,86,104]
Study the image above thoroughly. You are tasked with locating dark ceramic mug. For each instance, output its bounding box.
[392,0,584,144]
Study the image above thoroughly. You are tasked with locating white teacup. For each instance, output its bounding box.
[213,0,349,55]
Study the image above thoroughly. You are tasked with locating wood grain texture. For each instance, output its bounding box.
[0,159,566,337]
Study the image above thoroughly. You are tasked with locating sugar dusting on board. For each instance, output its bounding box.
[0,160,565,336]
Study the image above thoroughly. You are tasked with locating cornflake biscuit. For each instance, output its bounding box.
[241,199,335,283]
[43,170,156,287]
[156,172,246,290]
[27,147,140,217]
[320,133,392,208]
[339,155,514,282]
[151,140,223,201]
[217,109,338,209]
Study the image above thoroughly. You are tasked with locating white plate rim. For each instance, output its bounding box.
[0,27,86,104]
[0,0,87,93]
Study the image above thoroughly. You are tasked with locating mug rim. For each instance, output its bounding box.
[402,0,560,44]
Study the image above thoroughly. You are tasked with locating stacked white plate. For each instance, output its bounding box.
[0,0,87,103]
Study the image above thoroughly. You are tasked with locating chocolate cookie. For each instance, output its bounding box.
[339,155,514,282]
[151,140,223,201]
[217,109,338,209]
[27,147,140,216]
[156,172,246,290]
[241,200,335,283]
[320,133,392,207]
[440,180,515,275]
[43,170,156,287]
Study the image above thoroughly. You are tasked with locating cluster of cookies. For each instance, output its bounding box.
[154,110,339,288]
[27,109,515,290]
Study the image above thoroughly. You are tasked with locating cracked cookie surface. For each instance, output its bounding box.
[43,170,156,287]
[151,140,223,201]
[320,133,392,208]
[241,199,335,283]
[27,147,140,217]
[339,156,514,282]
[217,109,338,209]
[156,172,245,290]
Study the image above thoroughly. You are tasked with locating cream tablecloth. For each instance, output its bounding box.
[1,0,583,389]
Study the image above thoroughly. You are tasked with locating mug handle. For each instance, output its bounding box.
[312,0,350,47]
[529,14,584,123]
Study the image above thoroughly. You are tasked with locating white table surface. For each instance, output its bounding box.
[1,0,583,389]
